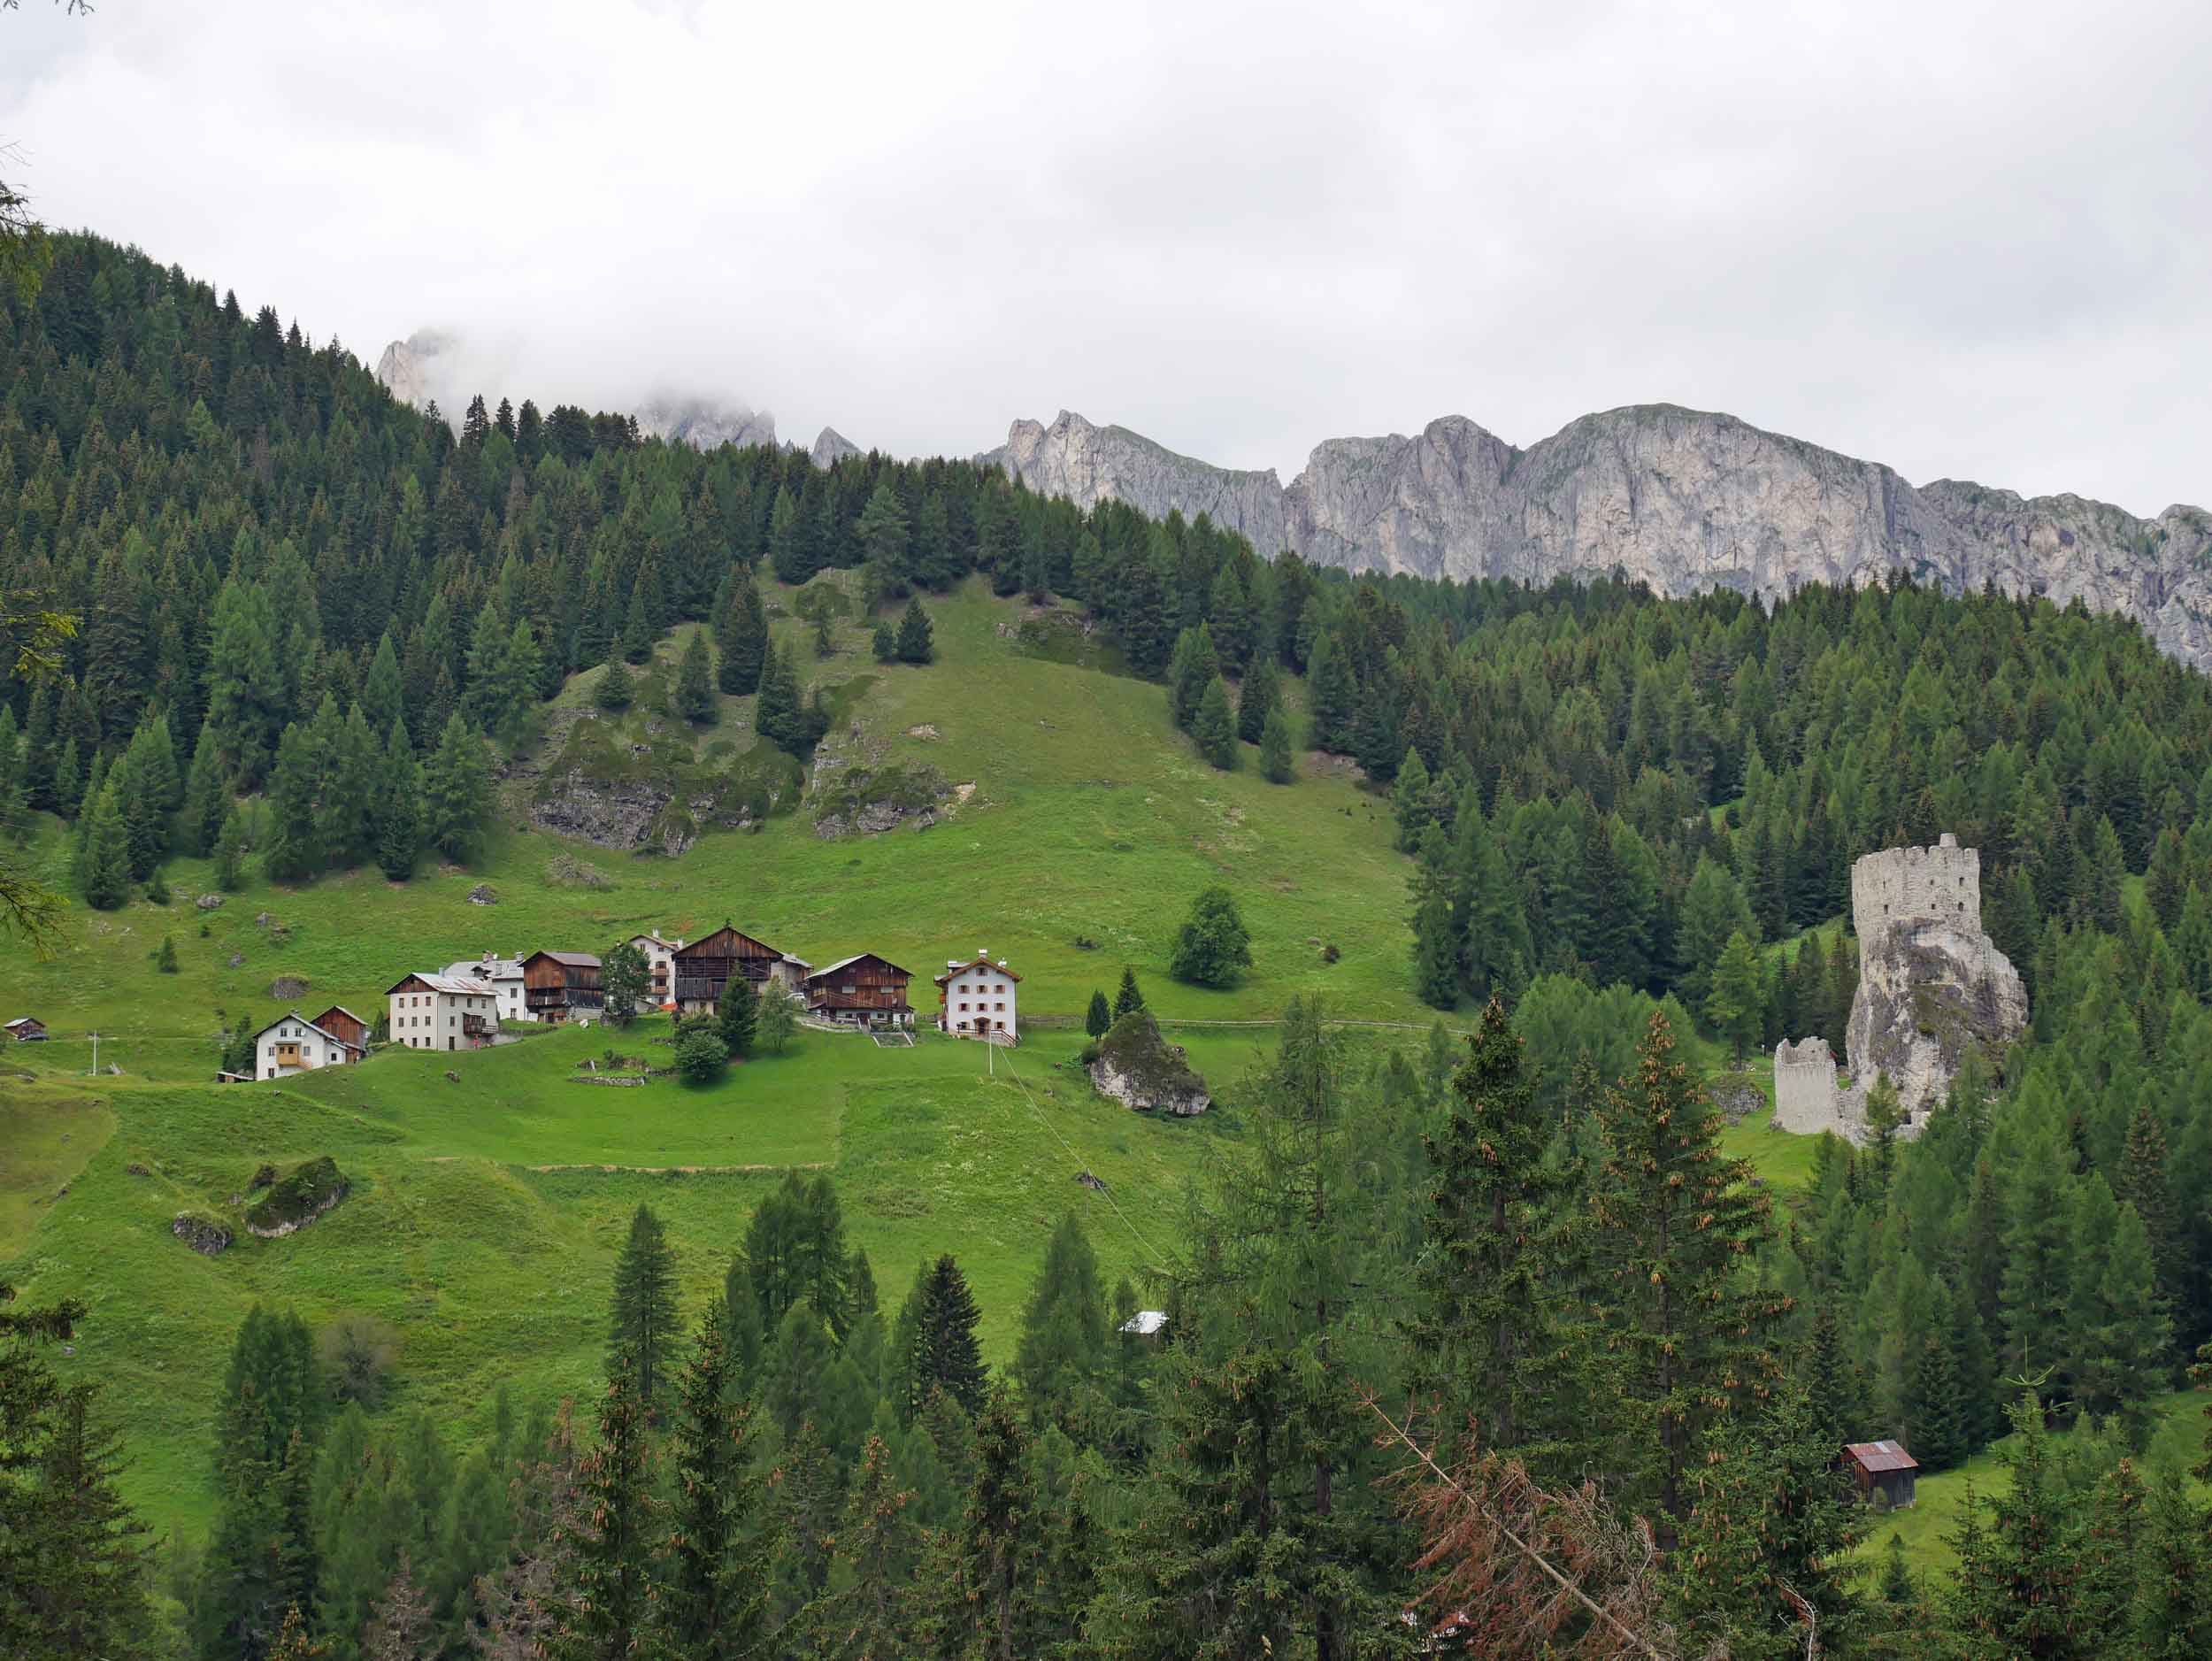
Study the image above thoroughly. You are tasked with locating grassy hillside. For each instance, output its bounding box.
[0,577,1417,1045]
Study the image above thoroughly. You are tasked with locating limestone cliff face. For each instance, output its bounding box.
[985,403,2212,670]
[810,427,860,468]
[1846,915,2028,1119]
[634,396,777,452]
[980,411,1290,558]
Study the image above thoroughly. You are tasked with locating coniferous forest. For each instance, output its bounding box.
[7,234,2212,1659]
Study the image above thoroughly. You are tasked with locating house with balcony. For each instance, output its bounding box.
[623,931,686,1009]
[520,950,604,1024]
[386,973,501,1051]
[934,951,1020,1043]
[442,953,529,1023]
[251,1011,366,1079]
[805,953,914,1030]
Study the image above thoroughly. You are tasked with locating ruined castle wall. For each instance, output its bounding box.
[1772,1037,1841,1134]
[1852,834,1980,938]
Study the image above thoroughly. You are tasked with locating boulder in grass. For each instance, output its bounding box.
[1088,1011,1211,1116]
[172,1213,233,1256]
[244,1157,349,1238]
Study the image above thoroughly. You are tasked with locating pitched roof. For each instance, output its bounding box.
[442,957,522,980]
[1845,1440,1919,1473]
[251,1011,349,1048]
[933,954,1023,987]
[4,1015,42,1030]
[386,973,497,996]
[809,952,910,980]
[311,1005,369,1029]
[524,950,602,969]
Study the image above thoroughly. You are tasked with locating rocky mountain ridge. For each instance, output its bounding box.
[979,405,2212,670]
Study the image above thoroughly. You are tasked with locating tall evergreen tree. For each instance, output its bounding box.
[607,1204,681,1417]
[1192,676,1238,770]
[1011,1215,1108,1427]
[554,1352,657,1661]
[717,975,757,1059]
[901,1255,987,1417]
[676,628,717,724]
[658,1301,766,1661]
[1237,653,1279,746]
[1112,967,1144,1020]
[77,784,130,910]
[419,712,493,864]
[1085,990,1112,1039]
[895,597,934,665]
[718,578,769,696]
[1259,704,1295,784]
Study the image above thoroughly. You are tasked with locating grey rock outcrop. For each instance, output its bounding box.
[985,404,2212,671]
[634,395,778,452]
[373,330,457,410]
[1088,1011,1210,1116]
[811,427,861,467]
[1775,835,2027,1142]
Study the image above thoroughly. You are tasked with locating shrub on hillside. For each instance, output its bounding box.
[674,1029,728,1085]
[318,1312,400,1410]
[1169,886,1252,988]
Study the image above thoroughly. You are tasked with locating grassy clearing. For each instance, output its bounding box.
[1851,1389,2208,1578]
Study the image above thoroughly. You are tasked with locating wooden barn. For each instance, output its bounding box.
[520,950,604,1024]
[805,954,914,1030]
[672,926,808,1012]
[309,1005,372,1052]
[1844,1441,1919,1509]
[4,1015,48,1042]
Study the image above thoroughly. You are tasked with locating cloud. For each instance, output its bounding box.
[3,0,2207,512]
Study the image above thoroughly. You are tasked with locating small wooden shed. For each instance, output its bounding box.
[1844,1440,1919,1509]
[4,1016,48,1042]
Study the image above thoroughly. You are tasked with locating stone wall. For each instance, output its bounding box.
[1851,834,1979,936]
[1773,1036,1841,1134]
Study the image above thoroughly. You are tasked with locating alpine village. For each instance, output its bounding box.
[8,10,2212,1661]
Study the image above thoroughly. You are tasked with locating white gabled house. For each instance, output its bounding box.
[933,951,1019,1044]
[623,931,685,1010]
[252,1011,365,1080]
[386,973,500,1052]
[442,953,528,1024]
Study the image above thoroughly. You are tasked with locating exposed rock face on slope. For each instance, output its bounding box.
[373,330,457,410]
[1088,1011,1210,1116]
[985,404,2212,671]
[634,395,778,452]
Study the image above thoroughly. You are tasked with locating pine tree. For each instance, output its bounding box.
[1192,675,1238,769]
[1411,889,1458,1010]
[717,974,757,1059]
[1304,630,1357,753]
[718,579,768,696]
[1112,967,1144,1020]
[1168,885,1251,986]
[1590,1009,1782,1540]
[554,1352,657,1661]
[618,583,654,666]
[872,618,896,662]
[374,718,419,882]
[1166,625,1219,732]
[2133,1471,2212,1657]
[1085,990,1112,1039]
[676,628,717,724]
[828,1434,920,1660]
[941,1390,1041,1661]
[607,1204,681,1417]
[214,804,248,892]
[180,717,230,857]
[263,720,324,881]
[1259,704,1295,784]
[154,934,178,973]
[1946,1390,2085,1655]
[1409,998,1582,1468]
[420,712,492,864]
[895,596,934,665]
[78,784,130,910]
[360,1556,436,1661]
[2116,1103,2185,1324]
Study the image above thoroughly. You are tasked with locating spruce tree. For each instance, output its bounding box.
[262,720,324,881]
[78,785,130,910]
[1192,674,1238,769]
[607,1204,681,1417]
[214,805,248,892]
[1237,652,1279,745]
[718,579,769,696]
[180,717,229,857]
[895,596,934,665]
[1111,967,1144,1020]
[677,628,717,724]
[717,974,757,1059]
[1259,703,1294,783]
[872,618,896,662]
[1168,885,1251,986]
[155,934,178,973]
[659,1301,766,1661]
[1085,989,1112,1039]
[1166,625,1219,731]
[1589,1008,1783,1540]
[420,712,493,864]
[832,1434,921,1660]
[1704,928,1768,1061]
[594,650,634,712]
[1408,998,1581,1467]
[373,718,419,882]
[618,583,654,665]
[555,1352,657,1661]
[904,1255,987,1416]
[1010,1215,1107,1427]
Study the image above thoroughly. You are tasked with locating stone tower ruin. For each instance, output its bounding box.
[1771,834,2027,1142]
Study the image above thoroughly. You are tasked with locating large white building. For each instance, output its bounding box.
[442,953,528,1024]
[386,973,499,1052]
[624,931,685,1009]
[251,1011,364,1080]
[933,951,1020,1043]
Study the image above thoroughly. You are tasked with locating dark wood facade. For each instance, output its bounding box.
[805,954,913,1026]
[310,1005,370,1052]
[521,950,604,1022]
[672,926,789,1010]
[1844,1441,1919,1509]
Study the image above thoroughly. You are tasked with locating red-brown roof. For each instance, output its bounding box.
[1846,1440,1919,1473]
[933,955,1023,987]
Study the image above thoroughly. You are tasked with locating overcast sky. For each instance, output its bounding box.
[4,0,2208,512]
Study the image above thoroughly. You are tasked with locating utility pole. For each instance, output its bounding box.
[88,1029,99,1076]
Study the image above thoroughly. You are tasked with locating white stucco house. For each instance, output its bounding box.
[251,1011,364,1080]
[442,953,528,1024]
[623,931,685,1009]
[386,973,500,1052]
[933,951,1020,1043]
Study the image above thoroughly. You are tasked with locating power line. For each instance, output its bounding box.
[990,1041,1173,1276]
